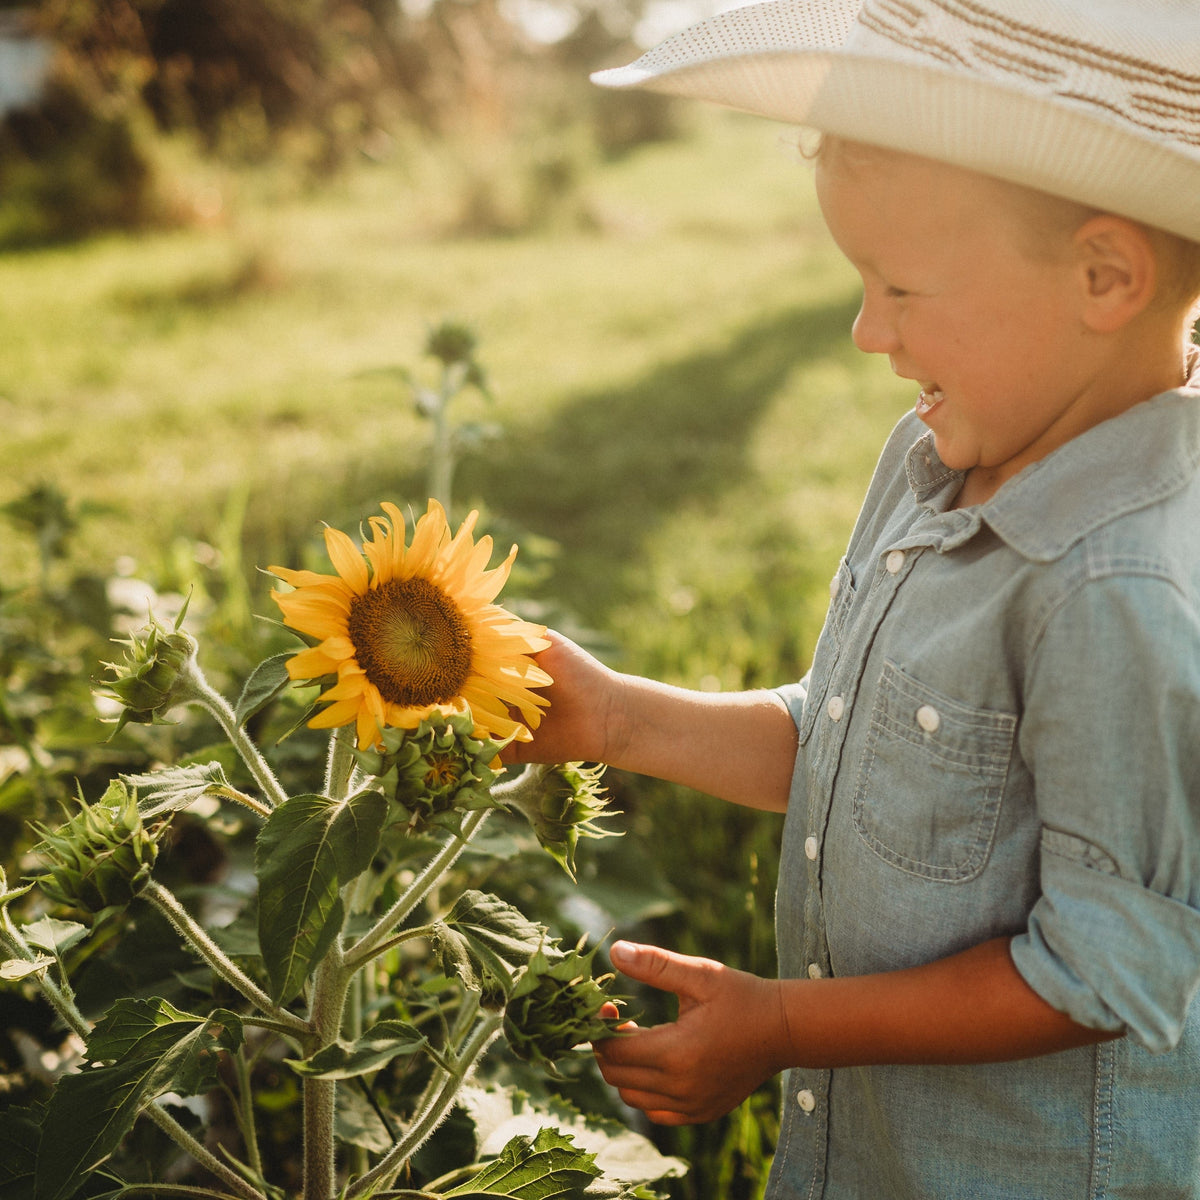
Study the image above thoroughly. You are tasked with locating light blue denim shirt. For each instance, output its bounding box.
[767,354,1200,1200]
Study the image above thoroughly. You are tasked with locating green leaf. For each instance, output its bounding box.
[22,916,88,957]
[458,1085,687,1195]
[0,863,33,909]
[285,1019,426,1079]
[329,788,388,881]
[235,652,295,725]
[1,955,54,981]
[36,1001,243,1200]
[437,891,555,997]
[441,1127,600,1198]
[335,1084,394,1154]
[255,793,345,1004]
[122,761,235,819]
[0,1103,40,1200]
[253,789,386,1003]
[87,999,243,1092]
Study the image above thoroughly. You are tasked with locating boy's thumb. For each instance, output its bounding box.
[609,940,715,998]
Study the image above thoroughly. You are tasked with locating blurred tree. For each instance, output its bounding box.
[0,0,684,242]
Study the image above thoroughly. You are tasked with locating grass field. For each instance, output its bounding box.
[0,111,909,678]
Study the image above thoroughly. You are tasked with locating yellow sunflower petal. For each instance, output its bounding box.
[286,643,354,680]
[363,502,408,586]
[269,565,349,591]
[380,503,408,572]
[272,594,353,641]
[324,525,370,594]
[404,500,452,576]
[319,673,371,702]
[308,698,366,729]
[356,705,384,750]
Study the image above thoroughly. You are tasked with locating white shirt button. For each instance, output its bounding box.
[804,835,819,861]
[829,573,841,600]
[807,962,823,980]
[796,1088,817,1114]
[886,549,906,575]
[916,704,941,733]
[826,694,845,721]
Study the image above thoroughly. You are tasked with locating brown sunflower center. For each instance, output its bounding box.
[346,577,473,708]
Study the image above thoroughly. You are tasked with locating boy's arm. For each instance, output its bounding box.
[593,938,1118,1126]
[505,632,798,812]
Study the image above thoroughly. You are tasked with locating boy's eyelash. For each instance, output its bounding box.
[884,285,910,298]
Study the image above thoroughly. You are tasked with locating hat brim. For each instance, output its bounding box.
[593,10,1200,243]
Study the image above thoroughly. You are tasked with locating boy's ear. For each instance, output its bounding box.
[1074,215,1158,333]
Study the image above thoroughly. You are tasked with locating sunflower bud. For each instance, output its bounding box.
[357,711,505,835]
[506,763,620,880]
[30,780,167,914]
[99,603,199,733]
[503,937,623,1076]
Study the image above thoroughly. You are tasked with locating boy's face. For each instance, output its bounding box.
[815,144,1095,499]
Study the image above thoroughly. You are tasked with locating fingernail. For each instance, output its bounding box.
[610,940,639,968]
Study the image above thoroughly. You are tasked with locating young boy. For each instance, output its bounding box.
[508,1,1200,1195]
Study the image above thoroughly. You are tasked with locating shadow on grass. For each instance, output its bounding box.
[470,291,862,615]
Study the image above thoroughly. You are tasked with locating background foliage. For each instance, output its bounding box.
[0,2,910,1194]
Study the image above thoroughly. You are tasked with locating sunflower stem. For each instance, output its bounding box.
[233,1044,265,1182]
[181,660,288,811]
[144,1103,268,1200]
[303,948,351,1200]
[324,725,357,802]
[344,1009,502,1199]
[490,762,551,804]
[344,809,492,971]
[143,881,309,1038]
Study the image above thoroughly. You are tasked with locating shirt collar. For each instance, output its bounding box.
[904,350,1200,563]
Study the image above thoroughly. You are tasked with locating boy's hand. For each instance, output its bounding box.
[502,631,628,767]
[593,941,789,1125]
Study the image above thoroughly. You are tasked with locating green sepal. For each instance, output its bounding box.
[502,937,626,1078]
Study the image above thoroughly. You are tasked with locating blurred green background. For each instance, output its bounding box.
[0,1,909,1194]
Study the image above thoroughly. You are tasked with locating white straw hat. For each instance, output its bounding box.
[592,0,1200,243]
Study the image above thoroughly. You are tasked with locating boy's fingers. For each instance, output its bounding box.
[610,940,719,999]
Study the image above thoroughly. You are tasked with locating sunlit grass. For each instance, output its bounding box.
[0,110,907,672]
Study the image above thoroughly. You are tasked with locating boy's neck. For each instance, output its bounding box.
[954,325,1193,510]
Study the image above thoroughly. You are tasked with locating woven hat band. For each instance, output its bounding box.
[849,0,1200,149]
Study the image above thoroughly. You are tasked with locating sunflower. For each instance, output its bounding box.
[270,501,552,750]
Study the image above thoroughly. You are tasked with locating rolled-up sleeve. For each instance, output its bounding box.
[1010,569,1200,1053]
[775,675,810,727]
[775,674,811,814]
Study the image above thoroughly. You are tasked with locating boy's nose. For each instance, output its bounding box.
[851,295,900,356]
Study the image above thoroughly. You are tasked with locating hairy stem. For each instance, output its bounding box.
[303,948,352,1200]
[98,1190,254,1200]
[182,662,288,811]
[344,1012,503,1200]
[143,882,309,1037]
[145,1103,267,1200]
[344,809,491,972]
[233,1046,265,1181]
[324,725,357,801]
[489,762,550,804]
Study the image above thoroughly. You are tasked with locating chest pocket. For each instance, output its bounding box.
[853,660,1017,882]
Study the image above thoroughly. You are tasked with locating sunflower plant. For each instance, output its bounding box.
[0,500,684,1200]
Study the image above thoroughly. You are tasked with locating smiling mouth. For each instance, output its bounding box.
[915,387,945,417]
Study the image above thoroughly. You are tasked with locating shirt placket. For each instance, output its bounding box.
[777,537,920,1198]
